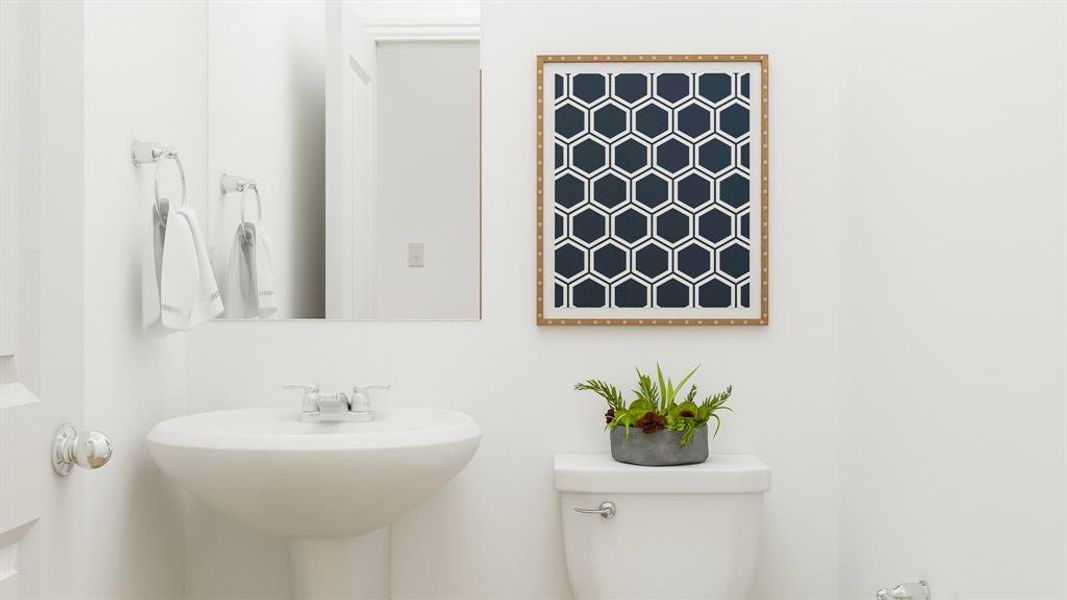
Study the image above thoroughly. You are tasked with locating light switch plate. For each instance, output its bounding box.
[408,242,425,267]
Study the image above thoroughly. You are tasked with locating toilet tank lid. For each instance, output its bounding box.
[554,454,771,494]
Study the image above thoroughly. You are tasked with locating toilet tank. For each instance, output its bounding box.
[555,454,771,600]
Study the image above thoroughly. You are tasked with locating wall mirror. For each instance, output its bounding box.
[206,2,481,320]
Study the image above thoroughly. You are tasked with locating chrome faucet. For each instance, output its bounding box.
[876,581,930,600]
[283,382,390,422]
[284,382,351,422]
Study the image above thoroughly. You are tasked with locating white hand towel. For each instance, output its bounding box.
[223,222,279,319]
[142,200,224,333]
[252,223,278,319]
[142,199,170,332]
[224,223,258,319]
[176,206,224,327]
[159,207,200,330]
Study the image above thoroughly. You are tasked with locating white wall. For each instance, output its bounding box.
[186,2,845,598]
[81,1,207,597]
[374,41,481,320]
[182,2,1064,600]
[836,3,1066,599]
[207,0,326,319]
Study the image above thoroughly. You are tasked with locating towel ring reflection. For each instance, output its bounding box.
[131,140,187,217]
[220,173,262,236]
[239,183,263,228]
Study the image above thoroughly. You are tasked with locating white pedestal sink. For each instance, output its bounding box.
[147,407,481,600]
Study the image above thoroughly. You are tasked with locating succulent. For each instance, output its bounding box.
[635,411,667,434]
[575,364,734,448]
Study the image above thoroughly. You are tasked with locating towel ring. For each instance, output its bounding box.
[131,141,186,217]
[239,183,263,228]
[154,151,187,216]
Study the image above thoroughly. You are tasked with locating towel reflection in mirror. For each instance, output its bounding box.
[222,180,278,319]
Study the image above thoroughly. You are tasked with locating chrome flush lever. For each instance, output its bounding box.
[574,501,616,519]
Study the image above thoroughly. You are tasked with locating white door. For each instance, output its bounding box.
[0,2,88,597]
[325,2,378,320]
[0,4,49,596]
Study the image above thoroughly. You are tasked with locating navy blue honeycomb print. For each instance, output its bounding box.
[553,71,752,309]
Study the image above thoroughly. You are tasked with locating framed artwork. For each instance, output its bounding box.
[536,54,769,326]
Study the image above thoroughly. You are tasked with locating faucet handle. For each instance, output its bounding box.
[350,384,391,422]
[283,382,320,393]
[353,383,391,393]
[876,581,930,600]
[352,384,391,408]
[284,383,321,415]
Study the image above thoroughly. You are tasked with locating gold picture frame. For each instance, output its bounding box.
[536,54,769,326]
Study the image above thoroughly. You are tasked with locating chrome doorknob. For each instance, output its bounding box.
[52,423,113,476]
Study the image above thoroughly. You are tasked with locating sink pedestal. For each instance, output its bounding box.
[291,526,390,600]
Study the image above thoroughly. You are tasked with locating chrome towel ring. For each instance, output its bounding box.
[131,140,187,217]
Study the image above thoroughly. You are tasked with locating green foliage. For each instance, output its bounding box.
[573,379,625,411]
[574,364,734,448]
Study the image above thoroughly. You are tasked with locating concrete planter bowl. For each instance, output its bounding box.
[609,425,709,466]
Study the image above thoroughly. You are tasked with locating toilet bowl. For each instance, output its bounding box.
[555,454,771,600]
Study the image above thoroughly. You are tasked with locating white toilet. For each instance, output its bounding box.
[555,454,771,600]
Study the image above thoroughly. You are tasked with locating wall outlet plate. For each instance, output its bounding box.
[408,242,425,267]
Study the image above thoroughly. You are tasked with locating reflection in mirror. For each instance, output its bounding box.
[207,3,480,321]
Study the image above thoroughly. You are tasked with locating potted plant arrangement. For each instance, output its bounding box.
[574,365,733,466]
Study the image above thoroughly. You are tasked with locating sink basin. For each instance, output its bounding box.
[147,407,481,538]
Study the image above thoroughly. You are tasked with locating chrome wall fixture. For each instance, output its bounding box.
[131,140,187,215]
[282,382,393,423]
[876,580,930,600]
[220,173,255,193]
[52,423,112,476]
[220,173,262,233]
[573,501,616,519]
